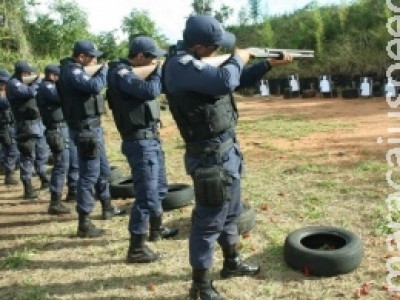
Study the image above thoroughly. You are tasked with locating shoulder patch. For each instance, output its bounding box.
[72,68,82,75]
[179,55,193,65]
[83,75,90,81]
[45,83,54,89]
[117,68,129,77]
[193,59,206,71]
[15,82,21,87]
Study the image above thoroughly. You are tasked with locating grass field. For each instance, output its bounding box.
[0,96,395,299]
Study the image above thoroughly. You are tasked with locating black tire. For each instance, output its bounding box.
[236,203,256,235]
[284,226,363,277]
[163,183,194,210]
[109,165,124,183]
[109,177,135,200]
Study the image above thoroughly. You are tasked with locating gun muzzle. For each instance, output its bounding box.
[247,48,315,59]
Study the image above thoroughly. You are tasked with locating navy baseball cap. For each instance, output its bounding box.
[44,64,60,76]
[73,40,103,57]
[129,36,166,57]
[0,69,11,82]
[183,14,236,49]
[14,60,36,74]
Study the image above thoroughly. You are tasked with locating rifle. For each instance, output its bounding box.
[22,47,314,84]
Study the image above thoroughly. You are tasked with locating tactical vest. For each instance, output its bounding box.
[8,81,40,123]
[107,61,160,139]
[166,91,238,143]
[58,58,105,127]
[0,107,14,126]
[37,81,64,128]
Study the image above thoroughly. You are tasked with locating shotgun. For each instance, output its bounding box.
[22,48,314,84]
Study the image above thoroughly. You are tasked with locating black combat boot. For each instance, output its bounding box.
[48,192,71,215]
[126,234,161,263]
[189,269,223,300]
[100,198,126,220]
[22,179,38,200]
[77,212,106,238]
[65,187,77,202]
[219,244,260,279]
[148,215,179,242]
[4,171,18,185]
[39,174,50,190]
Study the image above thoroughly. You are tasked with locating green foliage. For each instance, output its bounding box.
[122,8,167,48]
[1,248,33,269]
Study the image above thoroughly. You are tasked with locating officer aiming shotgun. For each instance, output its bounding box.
[22,47,314,85]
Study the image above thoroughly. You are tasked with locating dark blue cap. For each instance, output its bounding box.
[73,40,103,57]
[129,36,166,57]
[14,60,35,74]
[183,14,236,49]
[44,64,60,76]
[0,69,11,82]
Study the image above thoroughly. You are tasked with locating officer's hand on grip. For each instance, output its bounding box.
[234,48,252,65]
[269,52,293,66]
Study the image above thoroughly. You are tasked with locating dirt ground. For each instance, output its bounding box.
[0,95,394,299]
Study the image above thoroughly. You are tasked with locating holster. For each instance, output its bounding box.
[76,129,98,159]
[17,137,35,157]
[45,129,65,153]
[0,129,12,146]
[192,165,232,207]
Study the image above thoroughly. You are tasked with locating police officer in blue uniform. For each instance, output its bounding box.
[7,60,49,199]
[37,64,71,215]
[0,69,19,186]
[59,40,123,238]
[107,36,178,263]
[163,15,292,299]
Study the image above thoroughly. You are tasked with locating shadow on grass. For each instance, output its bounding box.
[246,243,329,283]
[0,274,190,299]
[0,215,75,228]
[0,238,109,257]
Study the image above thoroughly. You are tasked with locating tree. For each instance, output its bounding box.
[214,4,233,24]
[191,0,213,15]
[248,0,262,24]
[121,9,167,47]
[26,0,90,58]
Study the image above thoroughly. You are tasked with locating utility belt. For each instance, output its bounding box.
[46,121,67,130]
[69,117,101,130]
[125,129,159,141]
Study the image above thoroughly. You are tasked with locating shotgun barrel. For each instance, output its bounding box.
[247,47,314,59]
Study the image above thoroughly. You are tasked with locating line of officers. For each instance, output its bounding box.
[0,15,293,300]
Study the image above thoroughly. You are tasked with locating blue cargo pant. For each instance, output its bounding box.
[186,142,243,269]
[67,133,79,191]
[48,125,71,195]
[122,139,168,234]
[0,125,19,173]
[69,125,111,214]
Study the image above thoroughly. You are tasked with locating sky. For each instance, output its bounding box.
[36,0,350,43]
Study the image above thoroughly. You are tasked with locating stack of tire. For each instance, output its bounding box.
[108,166,195,210]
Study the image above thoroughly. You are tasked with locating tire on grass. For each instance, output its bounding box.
[163,183,194,211]
[236,203,256,235]
[284,226,363,277]
[109,165,124,184]
[110,177,135,200]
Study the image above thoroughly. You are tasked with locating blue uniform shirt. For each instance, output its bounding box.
[64,63,108,95]
[111,59,162,102]
[36,80,60,106]
[164,51,272,179]
[6,77,40,103]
